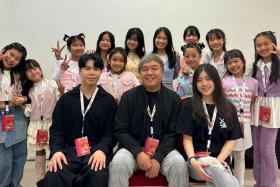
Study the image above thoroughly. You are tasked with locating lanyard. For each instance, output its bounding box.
[33,81,47,121]
[4,90,9,113]
[112,73,119,96]
[202,101,217,151]
[232,75,246,114]
[147,105,156,137]
[80,87,98,137]
[261,65,270,97]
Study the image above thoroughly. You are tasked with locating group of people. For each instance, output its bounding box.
[0,25,279,187]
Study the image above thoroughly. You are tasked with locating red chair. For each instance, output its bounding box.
[129,170,168,187]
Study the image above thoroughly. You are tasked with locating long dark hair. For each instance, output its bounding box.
[152,27,176,69]
[252,31,280,84]
[125,28,145,58]
[96,31,115,55]
[0,42,27,87]
[192,64,234,129]
[22,59,43,96]
[224,49,246,76]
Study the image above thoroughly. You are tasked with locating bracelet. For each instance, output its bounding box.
[23,96,27,104]
[187,156,197,164]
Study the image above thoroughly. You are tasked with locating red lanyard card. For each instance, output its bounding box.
[195,151,211,157]
[75,136,90,157]
[36,130,48,145]
[1,115,14,131]
[259,106,271,123]
[144,137,159,157]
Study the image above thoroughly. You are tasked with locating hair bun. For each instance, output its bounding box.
[181,45,187,52]
[63,34,70,42]
[197,42,205,50]
[78,33,85,39]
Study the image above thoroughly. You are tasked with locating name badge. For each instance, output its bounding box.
[36,130,48,145]
[195,151,211,157]
[144,137,159,157]
[259,106,271,123]
[75,136,90,157]
[1,115,14,131]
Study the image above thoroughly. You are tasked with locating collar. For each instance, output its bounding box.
[257,59,272,71]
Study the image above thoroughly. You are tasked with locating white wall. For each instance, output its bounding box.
[1,0,280,77]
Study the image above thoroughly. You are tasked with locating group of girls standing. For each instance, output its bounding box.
[0,25,279,187]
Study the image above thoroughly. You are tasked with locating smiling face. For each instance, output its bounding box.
[155,31,168,51]
[208,35,224,52]
[140,60,163,91]
[196,70,215,99]
[99,34,112,52]
[255,35,274,61]
[126,34,139,52]
[109,52,126,74]
[185,33,199,44]
[79,60,102,86]
[184,47,201,70]
[69,39,85,58]
[226,57,245,77]
[2,49,23,69]
[26,66,43,83]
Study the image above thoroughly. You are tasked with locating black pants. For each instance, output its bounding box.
[37,149,109,187]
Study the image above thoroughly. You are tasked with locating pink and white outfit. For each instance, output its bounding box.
[98,71,139,100]
[25,79,60,151]
[52,59,80,92]
[223,75,258,187]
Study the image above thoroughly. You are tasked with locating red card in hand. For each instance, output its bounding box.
[144,137,159,157]
[75,136,90,157]
[195,151,211,157]
[1,115,14,131]
[36,130,48,145]
[259,106,271,123]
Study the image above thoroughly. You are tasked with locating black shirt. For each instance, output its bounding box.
[49,85,117,157]
[176,98,243,157]
[115,85,181,163]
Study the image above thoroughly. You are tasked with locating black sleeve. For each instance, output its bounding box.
[153,94,181,163]
[91,98,117,155]
[227,106,244,140]
[175,100,195,137]
[115,93,143,158]
[49,96,66,157]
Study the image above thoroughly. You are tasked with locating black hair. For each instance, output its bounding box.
[107,47,127,71]
[192,64,234,129]
[181,43,205,55]
[206,28,226,52]
[22,59,43,96]
[96,31,115,55]
[252,31,280,84]
[0,42,27,87]
[78,53,104,70]
[183,25,201,41]
[63,33,85,50]
[224,49,246,76]
[125,28,146,58]
[152,27,177,69]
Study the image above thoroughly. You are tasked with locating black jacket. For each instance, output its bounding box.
[49,85,117,157]
[115,85,181,163]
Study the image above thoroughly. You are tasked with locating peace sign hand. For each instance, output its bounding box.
[51,40,66,60]
[269,43,280,56]
[0,50,7,61]
[60,55,70,71]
